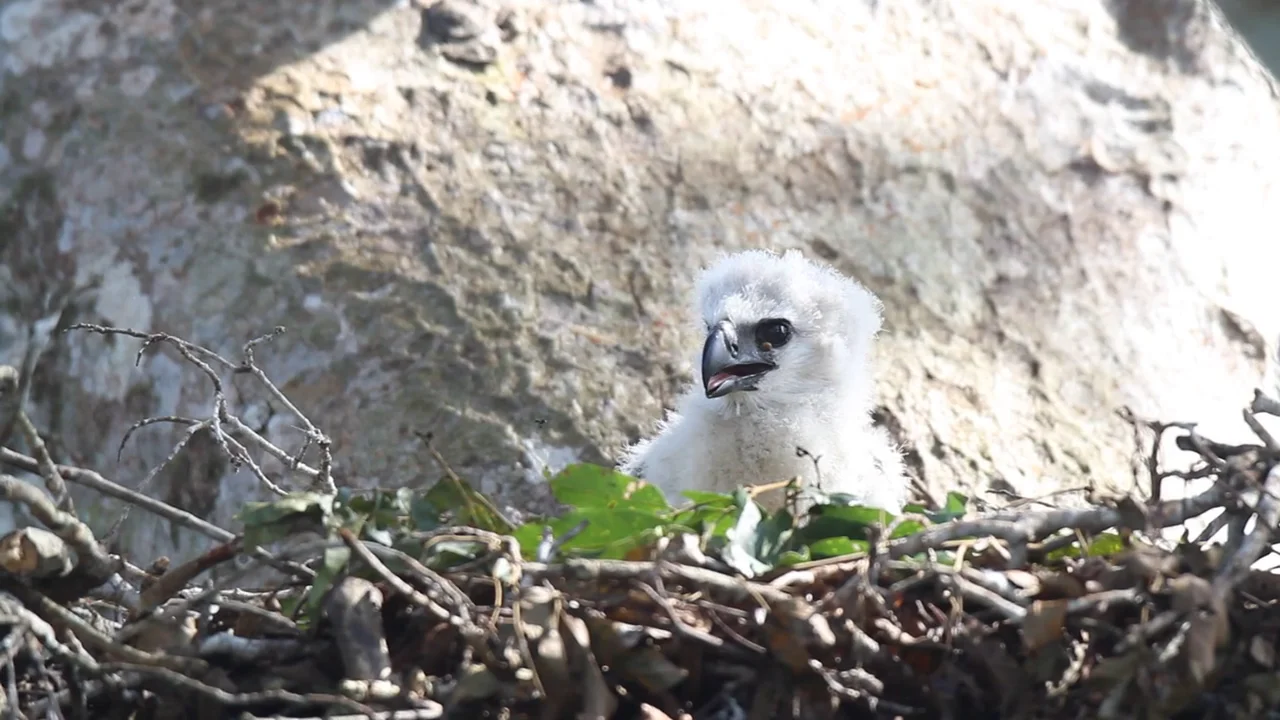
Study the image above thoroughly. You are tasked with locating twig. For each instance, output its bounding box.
[68,323,240,477]
[536,519,588,563]
[0,592,100,673]
[117,415,203,462]
[0,447,313,581]
[362,542,475,621]
[9,584,204,674]
[15,411,74,514]
[65,323,319,499]
[1115,610,1181,654]
[1242,408,1279,453]
[937,571,1026,622]
[114,538,339,645]
[525,558,796,607]
[634,580,724,649]
[1213,464,1280,600]
[107,417,209,542]
[701,602,768,654]
[0,473,117,581]
[240,327,336,494]
[1252,389,1280,418]
[1,447,232,543]
[416,433,514,531]
[224,414,322,481]
[247,709,442,720]
[137,539,242,613]
[221,429,289,496]
[1063,588,1144,614]
[887,480,1228,567]
[338,529,464,628]
[100,662,381,715]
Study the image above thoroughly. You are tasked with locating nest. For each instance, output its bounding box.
[1,325,1279,720]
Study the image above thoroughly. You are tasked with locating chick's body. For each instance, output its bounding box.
[619,249,906,513]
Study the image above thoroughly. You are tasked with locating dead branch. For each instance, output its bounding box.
[240,327,335,494]
[1213,463,1280,600]
[0,473,117,583]
[0,447,313,582]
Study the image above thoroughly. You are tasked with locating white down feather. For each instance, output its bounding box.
[619,248,907,514]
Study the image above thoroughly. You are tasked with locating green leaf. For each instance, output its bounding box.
[237,492,334,550]
[721,501,770,577]
[301,543,350,618]
[753,508,794,564]
[722,543,770,577]
[670,492,740,538]
[421,474,514,534]
[422,540,489,569]
[409,494,444,532]
[944,491,968,515]
[807,537,869,559]
[832,505,895,526]
[513,508,667,561]
[776,548,811,566]
[793,504,893,547]
[329,503,367,534]
[710,509,740,538]
[237,492,333,527]
[511,523,545,561]
[549,464,670,512]
[902,498,965,525]
[680,490,737,508]
[1046,531,1128,562]
[1087,532,1126,557]
[890,519,926,539]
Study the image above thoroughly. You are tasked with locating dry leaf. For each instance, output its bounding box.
[1022,599,1069,652]
[1167,574,1229,687]
[0,527,72,578]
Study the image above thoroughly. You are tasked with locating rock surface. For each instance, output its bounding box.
[1,0,1278,563]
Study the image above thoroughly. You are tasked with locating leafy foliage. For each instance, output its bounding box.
[1045,530,1128,561]
[236,462,1132,624]
[510,464,956,575]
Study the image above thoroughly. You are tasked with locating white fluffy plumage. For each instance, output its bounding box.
[619,249,907,513]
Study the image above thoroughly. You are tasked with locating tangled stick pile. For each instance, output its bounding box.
[0,325,1279,720]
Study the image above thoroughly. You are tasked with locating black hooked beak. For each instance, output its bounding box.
[701,320,777,399]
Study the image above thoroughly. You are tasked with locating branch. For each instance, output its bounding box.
[0,473,117,582]
[0,447,313,582]
[886,479,1228,566]
[1213,464,1280,600]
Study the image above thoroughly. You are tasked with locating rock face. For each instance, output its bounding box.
[1,0,1278,563]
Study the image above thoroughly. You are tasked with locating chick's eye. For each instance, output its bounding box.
[756,319,792,350]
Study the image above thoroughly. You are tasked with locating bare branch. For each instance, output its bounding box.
[1214,464,1280,599]
[240,327,336,494]
[0,473,117,582]
[0,448,313,582]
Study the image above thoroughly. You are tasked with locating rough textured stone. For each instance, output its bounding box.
[1,0,1278,564]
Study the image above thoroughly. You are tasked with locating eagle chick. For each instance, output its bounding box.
[619,249,906,513]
